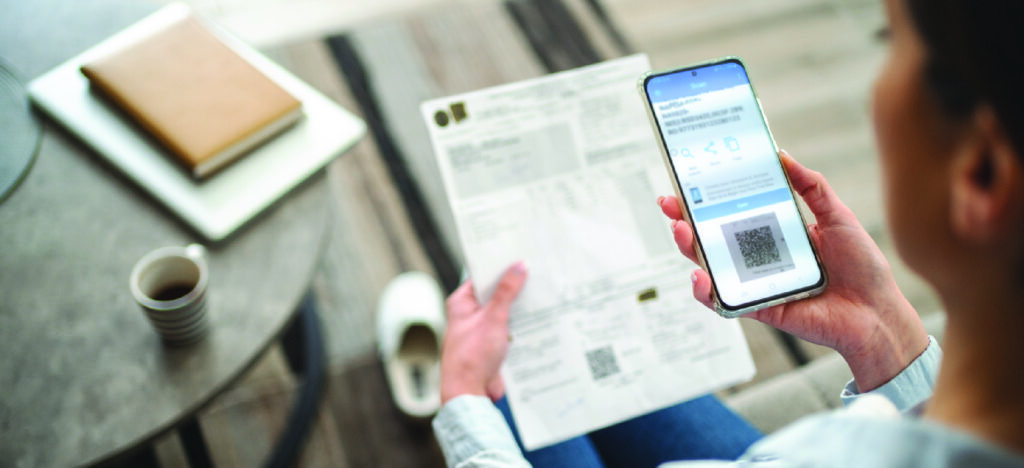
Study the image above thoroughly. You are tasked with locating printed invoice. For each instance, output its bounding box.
[421,54,755,450]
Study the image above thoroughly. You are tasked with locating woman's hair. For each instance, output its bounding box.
[904,0,1024,154]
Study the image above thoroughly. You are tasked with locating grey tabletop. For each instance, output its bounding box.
[0,1,331,466]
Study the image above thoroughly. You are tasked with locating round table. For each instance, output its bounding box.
[0,58,40,203]
[0,1,331,466]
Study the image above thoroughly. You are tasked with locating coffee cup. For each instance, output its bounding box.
[129,244,210,345]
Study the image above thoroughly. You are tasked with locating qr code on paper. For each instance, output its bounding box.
[585,346,620,380]
[734,225,782,268]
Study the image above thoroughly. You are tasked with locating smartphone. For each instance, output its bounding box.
[639,57,826,317]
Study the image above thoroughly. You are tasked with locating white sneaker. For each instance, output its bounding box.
[376,271,445,419]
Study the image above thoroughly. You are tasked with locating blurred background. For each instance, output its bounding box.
[19,0,943,466]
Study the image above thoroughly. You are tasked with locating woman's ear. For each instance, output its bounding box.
[950,106,1024,244]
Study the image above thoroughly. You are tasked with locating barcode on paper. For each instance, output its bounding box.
[585,346,620,380]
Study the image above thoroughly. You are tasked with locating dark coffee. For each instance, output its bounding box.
[151,283,194,301]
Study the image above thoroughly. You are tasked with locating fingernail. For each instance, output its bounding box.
[690,270,698,284]
[656,195,665,205]
[512,261,528,275]
[671,220,681,230]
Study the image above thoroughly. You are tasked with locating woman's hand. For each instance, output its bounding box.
[440,262,528,404]
[659,151,929,391]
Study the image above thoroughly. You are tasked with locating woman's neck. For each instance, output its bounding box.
[925,290,1024,456]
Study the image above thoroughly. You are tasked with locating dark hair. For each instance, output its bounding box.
[904,0,1024,154]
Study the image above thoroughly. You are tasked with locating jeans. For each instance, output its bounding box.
[495,395,762,468]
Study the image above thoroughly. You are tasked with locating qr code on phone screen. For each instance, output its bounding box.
[585,346,620,380]
[734,225,782,268]
[721,212,795,282]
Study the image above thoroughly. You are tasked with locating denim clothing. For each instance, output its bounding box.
[495,394,761,467]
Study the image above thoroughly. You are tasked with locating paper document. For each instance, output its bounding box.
[422,55,755,449]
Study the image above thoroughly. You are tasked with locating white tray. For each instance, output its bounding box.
[28,3,365,241]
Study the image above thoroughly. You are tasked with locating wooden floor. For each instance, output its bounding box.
[146,0,943,466]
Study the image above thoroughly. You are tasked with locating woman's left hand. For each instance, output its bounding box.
[440,262,528,404]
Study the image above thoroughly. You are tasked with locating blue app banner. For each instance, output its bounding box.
[646,61,749,104]
[691,187,793,222]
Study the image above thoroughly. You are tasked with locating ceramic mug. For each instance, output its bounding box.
[129,244,210,345]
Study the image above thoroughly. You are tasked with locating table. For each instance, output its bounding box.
[0,1,331,466]
[0,59,40,203]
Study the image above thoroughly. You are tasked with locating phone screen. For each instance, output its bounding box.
[643,59,823,310]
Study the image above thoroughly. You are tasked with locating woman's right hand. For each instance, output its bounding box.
[659,150,930,392]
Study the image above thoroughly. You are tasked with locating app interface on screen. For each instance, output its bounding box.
[646,61,821,308]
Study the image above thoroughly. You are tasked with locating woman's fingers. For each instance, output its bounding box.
[747,305,781,328]
[487,262,529,322]
[446,279,478,320]
[658,195,685,221]
[485,376,506,402]
[671,219,700,264]
[779,150,853,227]
[658,194,700,264]
[691,269,713,309]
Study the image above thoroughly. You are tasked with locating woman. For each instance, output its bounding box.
[434,0,1024,465]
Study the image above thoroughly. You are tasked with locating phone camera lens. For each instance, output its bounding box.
[692,71,697,76]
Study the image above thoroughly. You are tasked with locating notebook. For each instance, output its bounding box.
[80,14,303,179]
[28,3,366,241]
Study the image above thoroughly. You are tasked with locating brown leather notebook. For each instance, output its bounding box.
[80,14,302,179]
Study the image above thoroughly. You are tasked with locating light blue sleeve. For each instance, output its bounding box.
[432,395,532,468]
[840,335,942,411]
